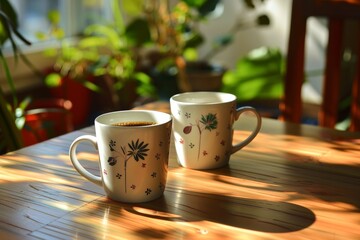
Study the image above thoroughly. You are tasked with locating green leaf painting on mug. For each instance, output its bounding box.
[183,113,218,160]
[200,113,218,131]
[107,139,149,192]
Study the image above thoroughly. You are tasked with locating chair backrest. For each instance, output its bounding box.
[280,0,360,131]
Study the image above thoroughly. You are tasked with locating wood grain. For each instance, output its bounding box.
[1,102,359,239]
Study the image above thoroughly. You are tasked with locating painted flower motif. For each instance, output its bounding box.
[200,113,218,131]
[109,140,116,151]
[183,125,192,134]
[108,157,117,166]
[145,188,152,195]
[183,113,218,161]
[107,138,150,193]
[127,139,149,161]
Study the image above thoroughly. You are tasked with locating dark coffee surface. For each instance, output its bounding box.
[112,121,156,127]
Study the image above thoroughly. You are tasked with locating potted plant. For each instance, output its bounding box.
[0,0,30,153]
[143,0,270,96]
[36,9,105,127]
[40,0,157,119]
[1,1,75,152]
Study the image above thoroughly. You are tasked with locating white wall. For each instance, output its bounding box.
[197,0,326,103]
[197,0,292,68]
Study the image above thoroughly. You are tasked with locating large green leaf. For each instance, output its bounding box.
[134,72,156,97]
[44,73,62,88]
[78,36,108,48]
[184,32,204,49]
[222,47,284,101]
[122,0,144,16]
[183,0,222,18]
[125,18,151,46]
[0,0,18,45]
[197,0,221,17]
[84,24,122,49]
[183,0,207,8]
[47,10,60,25]
[0,87,23,153]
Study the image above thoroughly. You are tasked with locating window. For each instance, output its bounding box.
[1,0,110,92]
[8,0,110,47]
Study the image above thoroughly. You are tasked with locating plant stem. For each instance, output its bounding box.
[111,0,125,33]
[0,50,17,108]
[175,55,192,92]
[0,87,23,153]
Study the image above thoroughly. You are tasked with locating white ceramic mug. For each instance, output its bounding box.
[69,110,172,203]
[170,92,261,170]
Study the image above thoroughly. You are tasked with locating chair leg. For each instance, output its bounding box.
[319,19,343,128]
[280,0,307,123]
[350,35,360,131]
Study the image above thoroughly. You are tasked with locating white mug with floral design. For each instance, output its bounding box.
[69,110,172,203]
[170,92,261,170]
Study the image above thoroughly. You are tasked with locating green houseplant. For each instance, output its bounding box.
[144,0,270,95]
[1,1,75,153]
[41,0,156,113]
[0,0,31,153]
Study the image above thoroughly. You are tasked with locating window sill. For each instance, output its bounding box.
[1,40,61,94]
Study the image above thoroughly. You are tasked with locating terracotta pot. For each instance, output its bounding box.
[150,61,226,100]
[46,72,93,128]
[90,75,140,113]
[21,98,74,146]
[185,61,226,92]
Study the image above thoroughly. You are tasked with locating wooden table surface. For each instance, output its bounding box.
[1,101,360,239]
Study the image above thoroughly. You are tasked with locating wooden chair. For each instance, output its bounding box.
[280,0,360,131]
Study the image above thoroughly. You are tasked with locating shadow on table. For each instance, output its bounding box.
[125,188,316,233]
[221,143,360,211]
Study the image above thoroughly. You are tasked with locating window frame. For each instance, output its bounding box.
[1,0,109,93]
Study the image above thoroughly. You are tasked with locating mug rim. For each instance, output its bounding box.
[95,110,172,128]
[170,91,236,105]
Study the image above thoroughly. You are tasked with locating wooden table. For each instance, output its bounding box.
[1,101,360,239]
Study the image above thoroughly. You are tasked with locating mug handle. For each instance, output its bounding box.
[231,106,262,154]
[69,135,102,187]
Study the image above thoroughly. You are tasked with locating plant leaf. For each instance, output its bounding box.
[44,73,62,88]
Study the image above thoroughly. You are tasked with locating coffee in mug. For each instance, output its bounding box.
[69,110,172,203]
[112,121,156,127]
